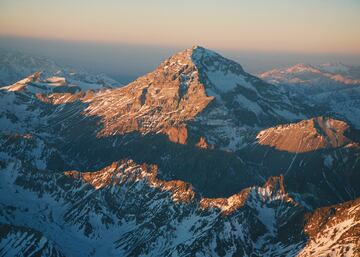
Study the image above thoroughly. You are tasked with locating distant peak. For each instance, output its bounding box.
[284,63,320,74]
[20,71,43,83]
[191,45,219,57]
[321,61,346,67]
[0,71,43,92]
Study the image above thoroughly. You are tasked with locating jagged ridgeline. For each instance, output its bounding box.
[0,47,359,256]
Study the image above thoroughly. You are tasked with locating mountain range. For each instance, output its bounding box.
[0,46,359,256]
[0,49,120,90]
[259,62,360,129]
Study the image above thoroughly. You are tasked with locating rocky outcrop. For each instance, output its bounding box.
[299,198,360,256]
[200,175,295,215]
[256,117,352,153]
[200,188,251,215]
[164,126,188,144]
[196,136,211,149]
[1,71,42,92]
[65,160,195,203]
[65,162,295,217]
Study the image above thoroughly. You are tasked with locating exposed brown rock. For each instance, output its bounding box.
[164,126,188,144]
[65,161,294,216]
[200,175,293,215]
[196,136,211,149]
[3,71,42,92]
[256,117,352,153]
[36,90,95,104]
[37,47,214,144]
[200,188,251,215]
[299,198,360,256]
[64,160,195,203]
[264,175,286,195]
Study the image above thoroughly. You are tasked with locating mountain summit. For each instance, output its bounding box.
[34,46,305,149]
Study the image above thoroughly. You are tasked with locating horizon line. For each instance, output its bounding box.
[2,33,360,57]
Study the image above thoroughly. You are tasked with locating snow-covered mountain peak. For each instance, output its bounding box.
[16,71,42,84]
[0,49,120,88]
[319,61,350,74]
[259,63,322,82]
[1,71,43,92]
[1,71,107,94]
[191,50,259,99]
[285,63,320,74]
[191,46,247,84]
[156,46,248,94]
[21,46,305,147]
[191,45,232,64]
[259,62,360,86]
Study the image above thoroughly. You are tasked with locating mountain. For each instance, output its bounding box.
[259,63,360,87]
[36,46,308,148]
[256,116,353,153]
[0,46,359,256]
[259,63,360,129]
[0,49,120,89]
[249,116,360,208]
[1,71,111,94]
[0,131,358,256]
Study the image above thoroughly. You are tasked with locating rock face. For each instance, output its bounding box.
[256,117,352,153]
[32,46,306,147]
[196,136,211,149]
[0,149,306,256]
[299,198,360,257]
[164,126,188,144]
[34,47,213,141]
[65,160,196,203]
[0,46,360,256]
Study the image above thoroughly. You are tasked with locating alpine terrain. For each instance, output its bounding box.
[0,46,359,256]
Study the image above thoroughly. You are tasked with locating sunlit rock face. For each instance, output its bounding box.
[256,117,352,153]
[299,198,360,257]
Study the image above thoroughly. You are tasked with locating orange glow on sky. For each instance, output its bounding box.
[1,0,359,54]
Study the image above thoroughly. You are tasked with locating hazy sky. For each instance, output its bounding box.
[1,1,360,83]
[1,0,360,54]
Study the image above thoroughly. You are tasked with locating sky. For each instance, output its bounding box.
[1,0,360,82]
[1,0,360,53]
